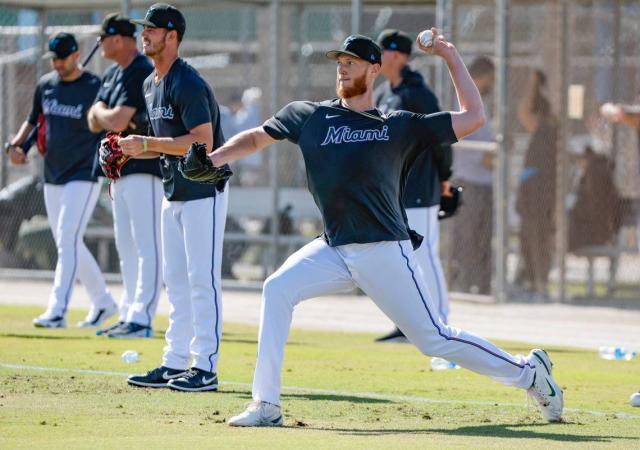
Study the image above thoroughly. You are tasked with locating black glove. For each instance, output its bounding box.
[438,185,463,220]
[178,142,233,188]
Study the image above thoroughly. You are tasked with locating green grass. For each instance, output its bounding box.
[1,304,639,449]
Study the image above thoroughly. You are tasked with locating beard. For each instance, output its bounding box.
[143,33,167,57]
[143,40,165,57]
[336,72,368,99]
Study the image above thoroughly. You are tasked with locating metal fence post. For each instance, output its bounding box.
[121,0,131,16]
[351,0,361,34]
[494,0,510,303]
[556,0,569,303]
[0,64,6,190]
[268,0,281,276]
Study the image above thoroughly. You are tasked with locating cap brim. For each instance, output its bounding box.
[42,51,56,59]
[130,19,157,27]
[326,50,366,61]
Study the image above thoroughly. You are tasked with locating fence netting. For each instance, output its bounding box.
[0,1,638,304]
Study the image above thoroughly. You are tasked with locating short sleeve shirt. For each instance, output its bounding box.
[263,99,457,246]
[92,54,160,178]
[374,66,452,208]
[144,58,226,201]
[28,71,101,185]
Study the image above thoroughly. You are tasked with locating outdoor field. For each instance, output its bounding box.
[1,304,639,449]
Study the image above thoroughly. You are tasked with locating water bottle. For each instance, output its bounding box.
[430,357,459,371]
[598,346,637,361]
[121,350,139,363]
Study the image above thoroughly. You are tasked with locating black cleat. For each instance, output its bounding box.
[168,368,218,392]
[127,366,188,388]
[375,327,408,343]
[96,321,124,336]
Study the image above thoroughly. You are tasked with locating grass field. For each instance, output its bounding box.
[1,304,639,449]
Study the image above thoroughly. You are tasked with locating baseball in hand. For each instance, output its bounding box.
[420,30,435,48]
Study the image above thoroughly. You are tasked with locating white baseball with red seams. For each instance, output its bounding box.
[420,30,435,48]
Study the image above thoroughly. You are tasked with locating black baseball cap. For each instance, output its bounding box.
[326,34,381,65]
[101,13,136,39]
[43,32,79,59]
[130,3,186,39]
[377,29,413,55]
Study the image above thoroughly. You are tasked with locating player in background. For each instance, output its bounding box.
[87,14,162,338]
[450,57,495,295]
[374,29,453,343]
[189,30,563,426]
[600,99,640,407]
[121,3,229,392]
[6,33,117,328]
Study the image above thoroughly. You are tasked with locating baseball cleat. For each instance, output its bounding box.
[127,366,188,388]
[527,349,563,422]
[375,327,408,343]
[32,314,66,328]
[107,322,153,339]
[167,368,218,392]
[228,401,284,427]
[77,303,117,328]
[96,320,124,336]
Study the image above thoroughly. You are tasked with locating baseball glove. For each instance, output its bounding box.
[99,132,130,181]
[438,184,463,220]
[178,142,233,190]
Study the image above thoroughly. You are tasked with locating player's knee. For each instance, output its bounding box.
[55,233,77,251]
[262,273,294,304]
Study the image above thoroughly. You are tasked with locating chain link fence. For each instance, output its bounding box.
[0,0,638,304]
[444,0,640,303]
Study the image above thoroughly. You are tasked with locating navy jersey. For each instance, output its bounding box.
[144,58,226,201]
[92,53,160,178]
[263,99,457,247]
[28,71,101,185]
[374,66,453,208]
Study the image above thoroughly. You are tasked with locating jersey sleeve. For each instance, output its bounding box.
[27,83,43,125]
[175,78,215,131]
[404,89,454,180]
[262,101,317,144]
[409,111,458,153]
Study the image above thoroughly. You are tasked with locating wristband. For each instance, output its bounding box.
[142,137,148,153]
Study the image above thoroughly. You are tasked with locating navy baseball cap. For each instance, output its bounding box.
[130,3,186,39]
[101,13,136,39]
[377,29,413,55]
[43,32,78,59]
[326,35,382,65]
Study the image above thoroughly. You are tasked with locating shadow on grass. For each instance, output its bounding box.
[312,422,638,443]
[281,392,391,404]
[0,333,92,340]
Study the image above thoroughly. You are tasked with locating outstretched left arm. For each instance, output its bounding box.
[209,126,277,167]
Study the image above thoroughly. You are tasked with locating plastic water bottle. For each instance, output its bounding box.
[121,350,139,363]
[598,346,637,361]
[430,357,459,371]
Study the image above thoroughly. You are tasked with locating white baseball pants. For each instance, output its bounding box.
[111,174,163,327]
[406,206,449,323]
[161,190,228,372]
[252,238,535,406]
[43,181,113,318]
